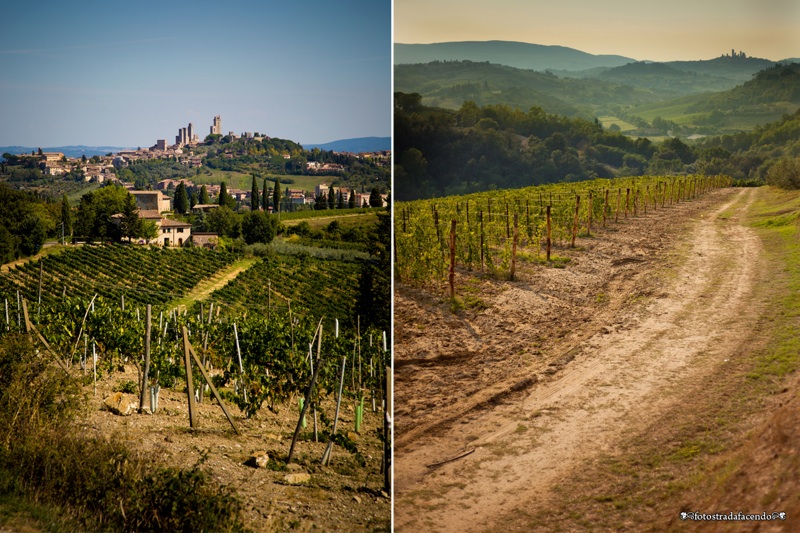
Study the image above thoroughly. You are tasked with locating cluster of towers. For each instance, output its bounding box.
[156,116,222,149]
[175,123,198,146]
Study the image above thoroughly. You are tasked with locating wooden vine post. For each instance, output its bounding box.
[615,189,621,223]
[510,214,519,281]
[587,192,593,237]
[625,188,630,219]
[139,304,151,414]
[505,203,510,239]
[603,189,609,227]
[288,323,323,464]
[633,188,638,217]
[571,195,580,248]
[182,327,198,428]
[546,205,552,261]
[449,220,456,300]
[182,328,240,435]
[479,210,485,272]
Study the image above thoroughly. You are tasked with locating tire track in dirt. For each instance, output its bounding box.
[394,189,762,532]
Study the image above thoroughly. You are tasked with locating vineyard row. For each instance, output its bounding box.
[395,174,732,285]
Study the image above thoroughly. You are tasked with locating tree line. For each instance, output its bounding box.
[394,92,800,200]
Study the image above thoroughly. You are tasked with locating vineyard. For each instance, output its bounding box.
[209,253,364,330]
[0,243,391,530]
[0,244,236,307]
[395,174,732,290]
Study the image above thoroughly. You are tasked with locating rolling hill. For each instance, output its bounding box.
[395,41,634,71]
[0,145,131,159]
[394,60,664,118]
[628,62,800,132]
[302,136,390,152]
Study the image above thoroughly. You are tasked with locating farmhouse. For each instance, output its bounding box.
[157,218,192,247]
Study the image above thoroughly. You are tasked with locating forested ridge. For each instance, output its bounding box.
[395,91,800,200]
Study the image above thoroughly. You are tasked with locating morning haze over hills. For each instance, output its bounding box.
[394,40,800,200]
[395,40,800,137]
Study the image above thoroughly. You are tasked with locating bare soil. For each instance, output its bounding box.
[394,188,766,532]
[80,365,390,532]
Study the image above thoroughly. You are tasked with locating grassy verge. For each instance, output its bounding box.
[279,207,375,223]
[505,186,800,531]
[169,256,259,309]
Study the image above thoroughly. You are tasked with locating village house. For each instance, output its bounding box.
[192,204,219,214]
[131,190,171,213]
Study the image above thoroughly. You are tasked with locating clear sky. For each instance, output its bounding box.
[0,0,390,148]
[396,0,800,63]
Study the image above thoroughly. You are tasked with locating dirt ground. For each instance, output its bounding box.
[394,188,766,532]
[81,364,390,532]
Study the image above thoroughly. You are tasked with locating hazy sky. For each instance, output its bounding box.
[0,0,390,147]
[396,0,800,62]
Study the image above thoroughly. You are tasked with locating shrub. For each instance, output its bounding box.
[766,157,800,189]
[0,334,249,532]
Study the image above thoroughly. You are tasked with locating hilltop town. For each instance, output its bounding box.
[4,114,389,206]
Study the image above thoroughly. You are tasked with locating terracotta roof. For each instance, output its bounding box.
[159,218,192,227]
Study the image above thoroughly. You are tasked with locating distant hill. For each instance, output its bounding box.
[302,137,390,153]
[395,41,635,71]
[627,63,800,133]
[0,145,131,159]
[665,55,776,82]
[593,61,751,96]
[395,60,669,116]
[687,62,800,116]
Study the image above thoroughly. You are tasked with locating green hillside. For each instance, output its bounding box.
[626,63,800,134]
[394,61,663,118]
[594,61,744,96]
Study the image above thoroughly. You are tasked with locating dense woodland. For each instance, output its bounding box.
[395,91,800,200]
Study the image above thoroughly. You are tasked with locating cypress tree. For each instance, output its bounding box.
[219,182,229,207]
[348,189,357,209]
[174,181,189,214]
[251,175,260,211]
[199,185,210,204]
[327,186,335,209]
[262,177,269,211]
[273,177,282,215]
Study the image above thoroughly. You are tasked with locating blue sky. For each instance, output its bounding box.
[0,0,391,147]
[396,0,800,63]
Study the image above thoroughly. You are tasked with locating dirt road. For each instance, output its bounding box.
[394,188,762,532]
